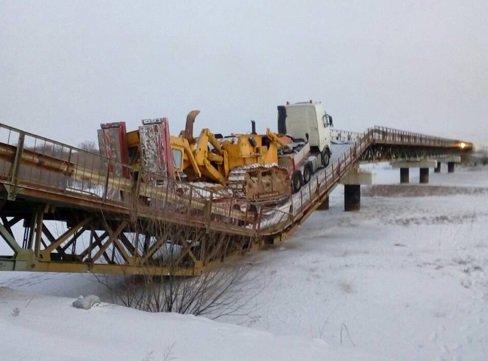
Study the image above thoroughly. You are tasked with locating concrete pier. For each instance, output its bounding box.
[391,160,436,185]
[419,168,429,184]
[344,184,361,212]
[340,168,373,212]
[400,168,410,184]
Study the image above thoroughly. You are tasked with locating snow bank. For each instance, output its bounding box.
[0,287,371,361]
[2,165,488,360]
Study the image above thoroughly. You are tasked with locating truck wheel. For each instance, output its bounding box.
[321,149,330,167]
[292,171,303,193]
[303,163,312,184]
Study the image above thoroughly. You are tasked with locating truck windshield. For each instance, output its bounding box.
[322,114,328,128]
[322,113,333,127]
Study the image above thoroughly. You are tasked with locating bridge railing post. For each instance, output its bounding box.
[164,176,170,210]
[7,131,25,200]
[187,184,194,216]
[206,191,214,230]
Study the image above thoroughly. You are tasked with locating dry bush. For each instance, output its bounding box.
[90,170,263,318]
[96,263,257,319]
[93,218,260,319]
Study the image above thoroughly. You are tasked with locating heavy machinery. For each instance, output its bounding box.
[168,110,290,202]
[276,101,334,192]
[97,100,335,201]
[169,101,335,196]
[99,112,291,203]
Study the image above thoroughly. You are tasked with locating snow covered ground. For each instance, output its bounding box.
[224,164,488,360]
[0,287,371,361]
[1,164,488,360]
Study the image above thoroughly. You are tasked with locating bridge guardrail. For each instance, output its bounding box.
[256,126,469,234]
[0,123,470,238]
[372,126,467,148]
[0,123,252,235]
[331,129,362,143]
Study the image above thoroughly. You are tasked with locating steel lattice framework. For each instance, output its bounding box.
[0,123,472,275]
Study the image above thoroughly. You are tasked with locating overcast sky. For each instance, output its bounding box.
[1,1,487,146]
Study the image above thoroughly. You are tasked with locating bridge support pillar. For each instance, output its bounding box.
[400,168,409,184]
[419,168,429,184]
[344,185,361,212]
[448,162,455,173]
[391,160,436,185]
[317,196,329,211]
[340,167,373,212]
[434,162,441,173]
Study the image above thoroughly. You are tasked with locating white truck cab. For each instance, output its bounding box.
[276,101,334,192]
[277,101,333,164]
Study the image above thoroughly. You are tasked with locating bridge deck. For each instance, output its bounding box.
[0,123,471,275]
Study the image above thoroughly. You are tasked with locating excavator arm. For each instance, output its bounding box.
[194,129,229,185]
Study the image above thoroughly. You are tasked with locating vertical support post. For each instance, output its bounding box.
[8,132,25,201]
[400,168,410,184]
[419,168,429,184]
[26,212,37,249]
[344,184,360,212]
[448,162,455,173]
[34,209,44,257]
[434,161,441,173]
[205,192,213,231]
[164,178,170,208]
[88,228,94,261]
[187,185,193,216]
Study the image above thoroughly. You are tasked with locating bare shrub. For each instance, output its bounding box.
[92,200,261,319]
[96,263,255,319]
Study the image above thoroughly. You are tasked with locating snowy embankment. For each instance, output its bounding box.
[1,164,488,360]
[222,164,488,361]
[0,287,368,361]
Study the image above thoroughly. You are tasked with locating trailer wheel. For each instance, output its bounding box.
[292,171,303,193]
[321,149,330,167]
[303,163,312,184]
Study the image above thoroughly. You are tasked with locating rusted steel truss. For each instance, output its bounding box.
[0,123,472,275]
[0,201,256,275]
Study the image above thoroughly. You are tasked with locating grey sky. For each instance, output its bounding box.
[1,1,487,146]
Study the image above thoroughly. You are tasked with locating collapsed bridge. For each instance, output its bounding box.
[0,123,472,275]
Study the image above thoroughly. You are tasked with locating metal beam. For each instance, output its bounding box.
[40,218,91,258]
[91,221,127,263]
[0,223,21,252]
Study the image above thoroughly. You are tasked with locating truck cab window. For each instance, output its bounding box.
[323,114,333,127]
[322,114,328,128]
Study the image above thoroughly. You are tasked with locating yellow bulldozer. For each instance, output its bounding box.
[125,110,290,203]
